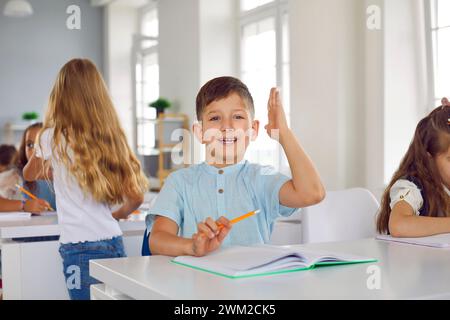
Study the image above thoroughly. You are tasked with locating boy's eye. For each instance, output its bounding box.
[234,115,245,120]
[209,116,220,121]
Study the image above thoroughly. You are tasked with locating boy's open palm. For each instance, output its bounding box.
[192,216,232,257]
[265,88,289,140]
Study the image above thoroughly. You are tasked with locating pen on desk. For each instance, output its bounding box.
[15,184,55,212]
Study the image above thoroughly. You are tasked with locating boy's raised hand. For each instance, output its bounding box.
[191,216,232,257]
[265,88,290,140]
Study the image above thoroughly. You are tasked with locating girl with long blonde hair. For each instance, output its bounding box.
[24,59,148,300]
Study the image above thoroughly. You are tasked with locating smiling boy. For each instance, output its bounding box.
[147,76,325,257]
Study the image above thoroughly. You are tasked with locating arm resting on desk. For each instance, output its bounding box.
[389,201,450,237]
[0,198,24,212]
[150,216,194,257]
[150,216,232,257]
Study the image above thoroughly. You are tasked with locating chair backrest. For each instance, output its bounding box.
[301,188,380,244]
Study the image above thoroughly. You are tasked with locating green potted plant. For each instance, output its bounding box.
[22,112,39,123]
[149,98,171,118]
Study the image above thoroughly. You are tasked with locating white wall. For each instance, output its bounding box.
[104,1,139,148]
[384,0,429,185]
[364,0,385,199]
[199,0,239,83]
[159,0,200,125]
[289,0,366,191]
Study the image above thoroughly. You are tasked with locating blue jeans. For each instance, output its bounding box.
[59,236,126,300]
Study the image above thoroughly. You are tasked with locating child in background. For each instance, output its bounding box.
[148,77,325,257]
[377,105,450,237]
[0,145,19,199]
[0,145,17,173]
[17,122,56,211]
[24,59,148,300]
[0,145,49,213]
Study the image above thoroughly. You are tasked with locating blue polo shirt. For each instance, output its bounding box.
[145,161,298,246]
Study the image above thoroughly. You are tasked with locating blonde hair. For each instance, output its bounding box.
[41,58,148,205]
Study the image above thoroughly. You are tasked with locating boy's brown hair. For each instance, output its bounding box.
[0,145,18,168]
[196,76,255,121]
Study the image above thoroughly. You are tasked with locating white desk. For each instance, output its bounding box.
[89,238,450,300]
[1,214,147,300]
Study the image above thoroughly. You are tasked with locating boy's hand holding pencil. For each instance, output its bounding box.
[192,216,233,257]
[191,210,261,257]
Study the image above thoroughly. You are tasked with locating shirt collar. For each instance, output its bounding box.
[201,160,247,175]
[445,185,450,197]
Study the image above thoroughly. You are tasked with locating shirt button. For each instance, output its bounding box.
[218,189,224,194]
[218,170,224,175]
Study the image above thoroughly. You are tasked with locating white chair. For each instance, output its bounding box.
[270,210,303,245]
[301,188,380,244]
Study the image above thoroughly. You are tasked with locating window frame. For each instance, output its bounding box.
[425,0,450,108]
[239,0,290,168]
[133,2,160,156]
[239,0,288,93]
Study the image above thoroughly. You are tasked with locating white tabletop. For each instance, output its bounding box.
[90,238,450,300]
[0,213,147,239]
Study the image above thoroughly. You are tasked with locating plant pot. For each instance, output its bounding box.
[156,108,165,118]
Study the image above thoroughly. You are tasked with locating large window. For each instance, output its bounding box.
[135,5,159,156]
[429,0,450,105]
[240,0,290,169]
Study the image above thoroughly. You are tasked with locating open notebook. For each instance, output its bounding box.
[172,245,377,279]
[376,234,450,248]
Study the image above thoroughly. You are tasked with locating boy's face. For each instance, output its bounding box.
[195,93,259,166]
[435,146,450,189]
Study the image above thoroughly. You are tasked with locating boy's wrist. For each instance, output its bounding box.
[279,128,293,144]
[184,239,195,256]
[184,239,196,256]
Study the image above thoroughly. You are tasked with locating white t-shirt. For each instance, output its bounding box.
[390,179,450,216]
[35,128,122,244]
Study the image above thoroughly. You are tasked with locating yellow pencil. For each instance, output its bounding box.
[15,184,55,212]
[218,209,261,230]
